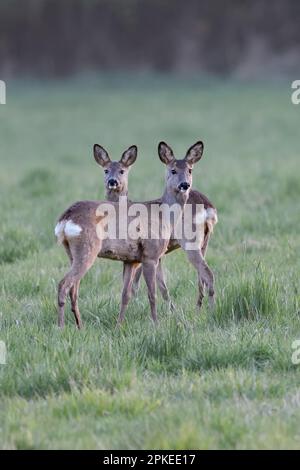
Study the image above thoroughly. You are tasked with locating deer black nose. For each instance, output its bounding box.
[178,182,190,191]
[108,178,118,188]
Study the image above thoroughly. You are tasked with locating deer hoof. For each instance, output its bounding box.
[208,295,215,309]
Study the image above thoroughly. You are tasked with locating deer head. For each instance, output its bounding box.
[158,141,204,203]
[94,144,138,201]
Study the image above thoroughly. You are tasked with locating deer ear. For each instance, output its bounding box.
[120,145,137,167]
[158,142,175,165]
[94,144,111,167]
[185,141,204,165]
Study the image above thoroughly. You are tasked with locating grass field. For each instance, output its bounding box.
[0,76,299,449]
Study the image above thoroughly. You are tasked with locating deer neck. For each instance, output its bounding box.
[160,188,188,231]
[105,188,128,203]
[161,188,188,209]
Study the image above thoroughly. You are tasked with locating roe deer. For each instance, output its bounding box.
[55,141,208,328]
[94,143,217,310]
[93,143,174,308]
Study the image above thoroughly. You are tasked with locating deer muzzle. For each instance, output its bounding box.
[178,182,190,192]
[108,178,119,189]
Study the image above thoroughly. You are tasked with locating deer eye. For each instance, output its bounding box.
[171,169,177,175]
[189,169,192,174]
[120,170,125,175]
[104,169,109,174]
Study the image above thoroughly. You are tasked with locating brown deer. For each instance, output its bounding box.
[94,143,217,309]
[55,141,213,328]
[93,143,174,309]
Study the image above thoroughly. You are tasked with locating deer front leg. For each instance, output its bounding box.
[156,259,175,311]
[117,262,139,325]
[131,263,142,297]
[142,260,158,323]
[128,260,173,308]
[131,260,174,311]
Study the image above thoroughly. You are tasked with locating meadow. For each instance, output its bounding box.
[0,76,299,449]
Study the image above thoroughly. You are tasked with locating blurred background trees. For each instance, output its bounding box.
[0,0,299,78]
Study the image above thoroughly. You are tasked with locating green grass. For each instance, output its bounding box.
[0,76,300,449]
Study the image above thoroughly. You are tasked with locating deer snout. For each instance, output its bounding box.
[178,182,190,192]
[108,178,119,189]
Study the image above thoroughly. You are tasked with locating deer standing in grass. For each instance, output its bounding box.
[93,143,174,309]
[55,141,213,328]
[94,142,217,311]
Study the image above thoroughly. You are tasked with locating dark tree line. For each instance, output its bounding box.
[0,0,299,77]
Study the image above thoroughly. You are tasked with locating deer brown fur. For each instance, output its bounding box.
[55,141,213,327]
[94,143,218,309]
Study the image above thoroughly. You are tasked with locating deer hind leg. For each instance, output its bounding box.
[202,209,218,257]
[142,260,158,323]
[201,225,211,258]
[58,271,76,328]
[70,281,81,329]
[58,238,101,328]
[156,259,175,311]
[185,250,215,310]
[117,262,139,325]
[62,241,82,329]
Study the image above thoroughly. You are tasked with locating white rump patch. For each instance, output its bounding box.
[54,219,82,244]
[194,207,218,229]
[64,220,82,238]
[206,208,218,224]
[54,221,66,244]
